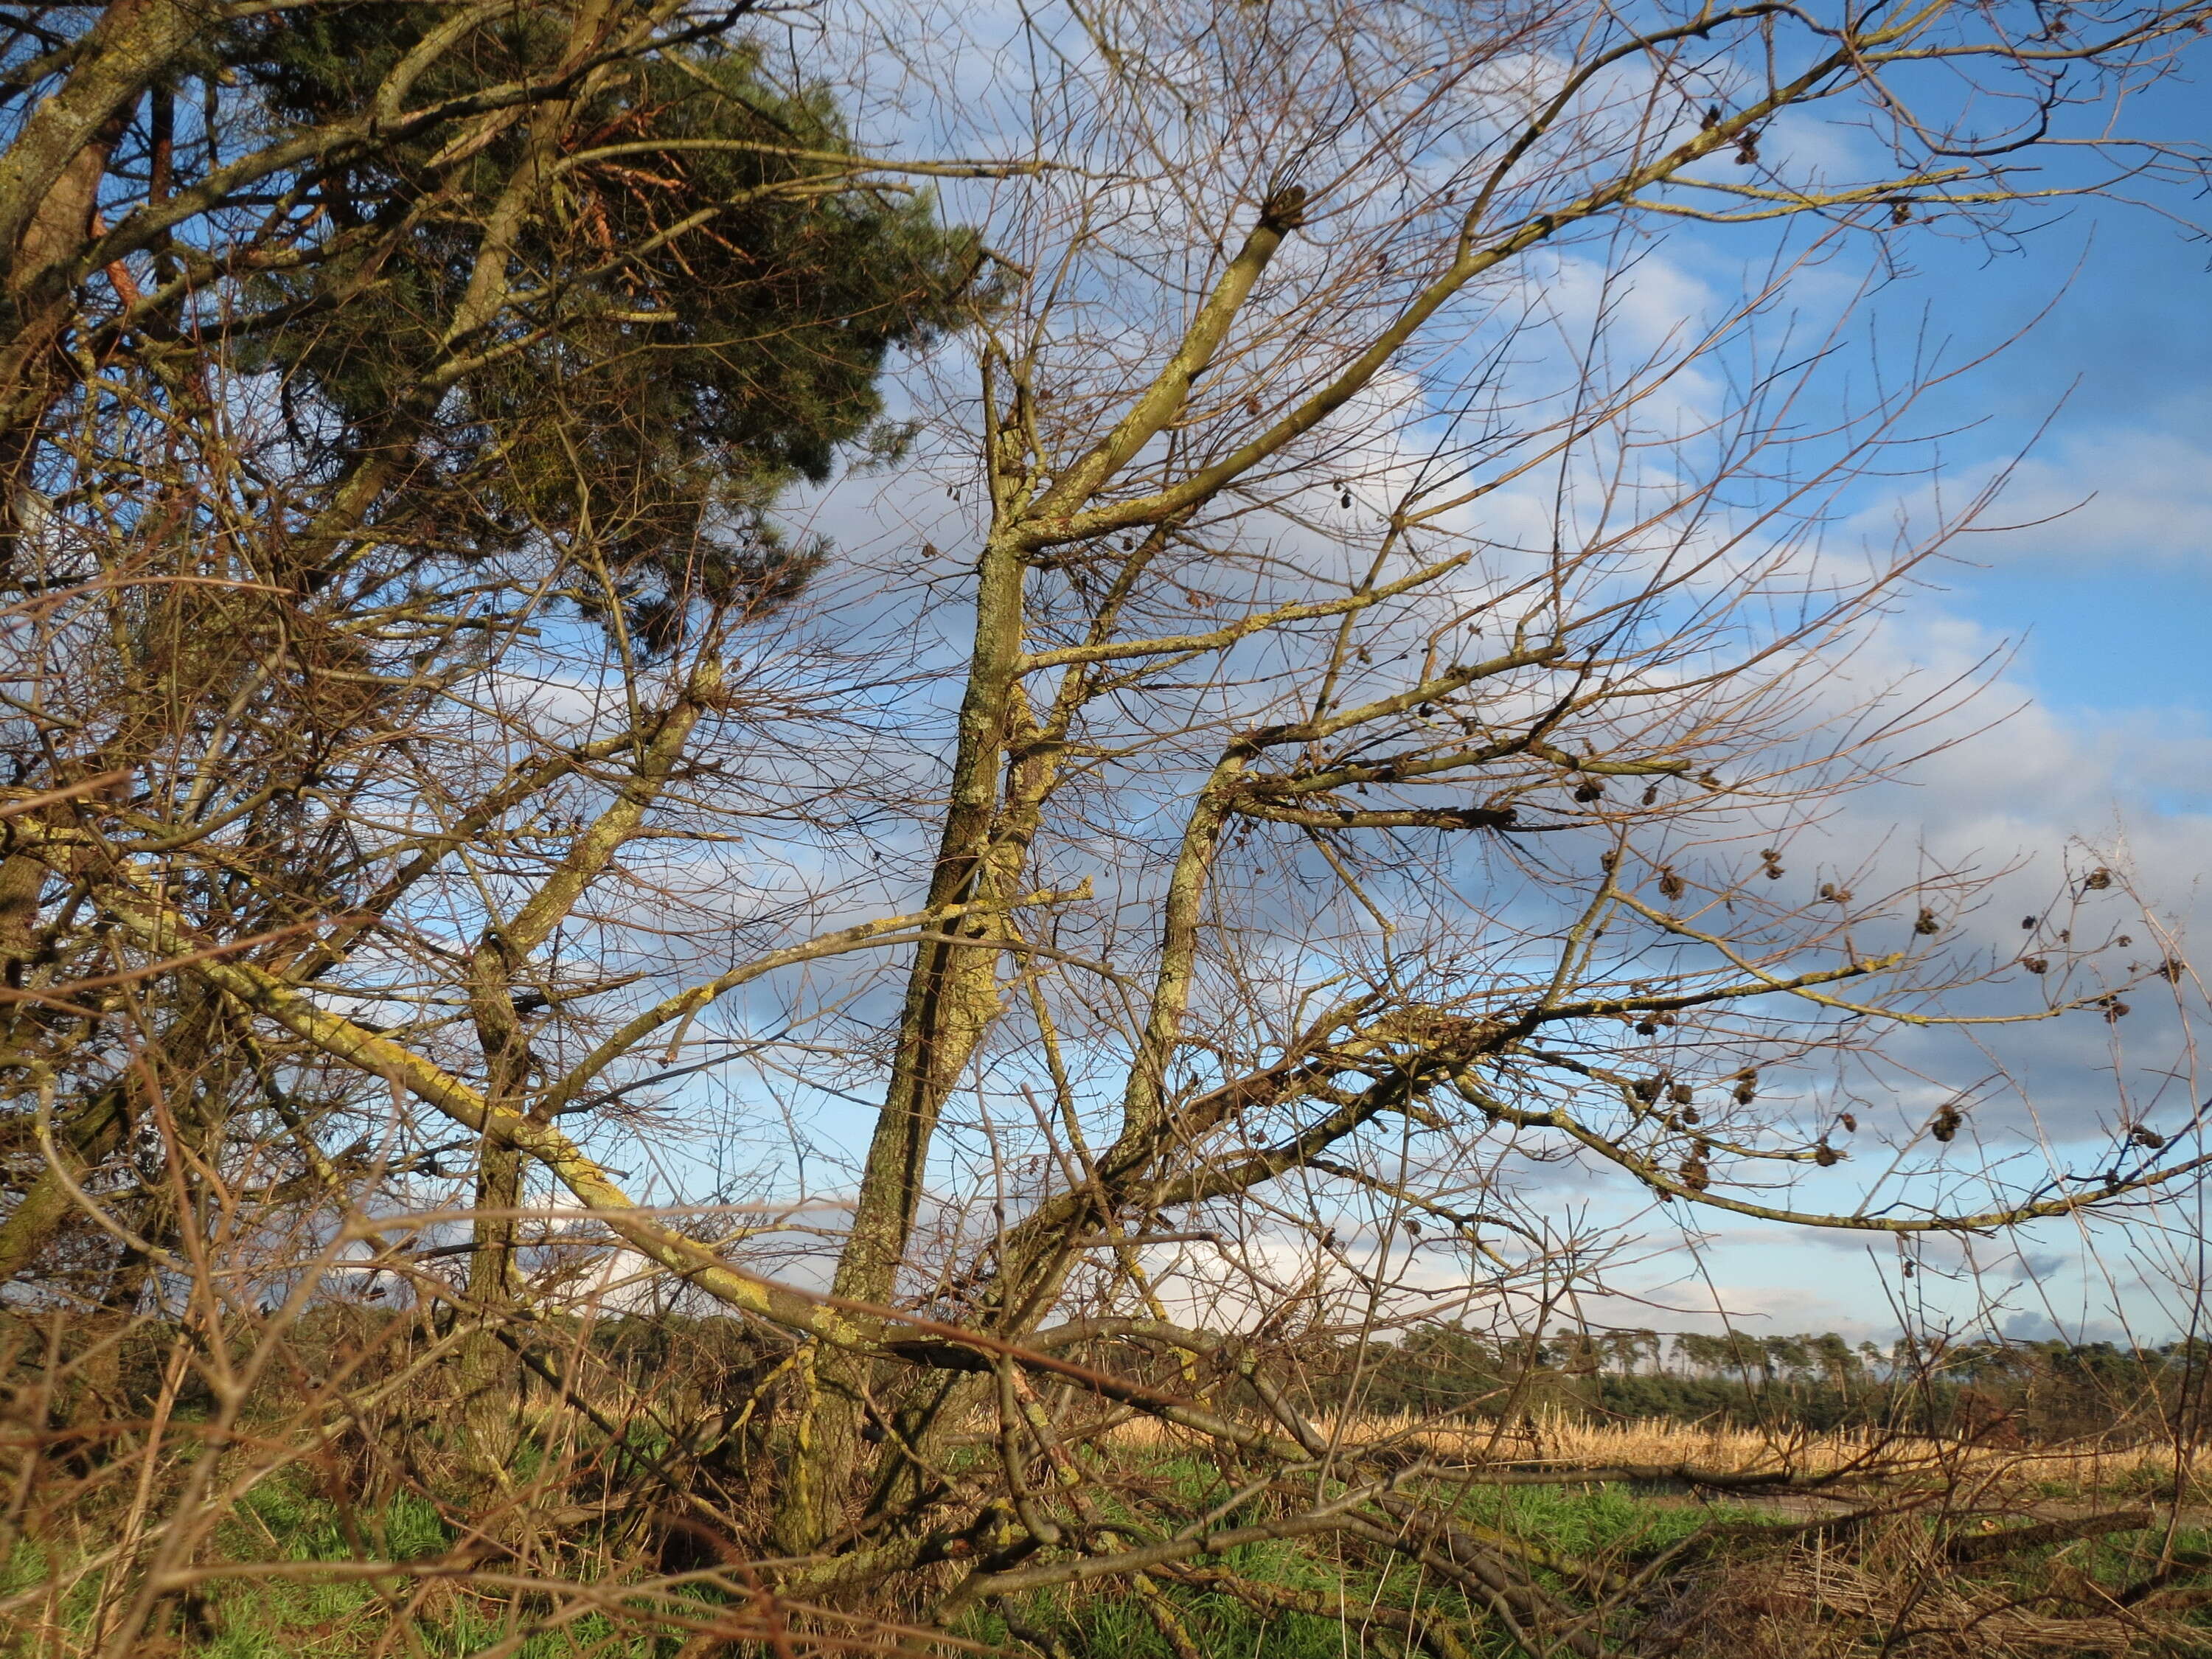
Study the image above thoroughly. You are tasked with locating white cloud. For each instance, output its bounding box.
[1950,410,2212,566]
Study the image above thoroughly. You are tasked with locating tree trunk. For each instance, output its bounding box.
[782,534,1033,1551]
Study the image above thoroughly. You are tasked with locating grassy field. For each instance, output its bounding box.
[7,1471,1804,1658]
[7,1419,2206,1657]
[1138,1412,2212,1501]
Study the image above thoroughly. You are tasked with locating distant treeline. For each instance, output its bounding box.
[23,1306,2204,1449]
[1339,1325,2211,1442]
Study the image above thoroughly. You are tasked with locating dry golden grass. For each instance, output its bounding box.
[1101,1411,2198,1498]
[1647,1519,2202,1658]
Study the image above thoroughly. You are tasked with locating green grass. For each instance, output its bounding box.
[5,1475,684,1658]
[11,1455,2206,1659]
[950,1459,1795,1659]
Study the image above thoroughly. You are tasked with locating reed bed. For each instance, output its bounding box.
[1100,1411,2202,1497]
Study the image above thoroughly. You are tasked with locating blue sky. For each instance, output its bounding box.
[760,181,2212,1346]
[1559,161,2212,1343]
[1831,64,2208,734]
[625,19,2212,1352]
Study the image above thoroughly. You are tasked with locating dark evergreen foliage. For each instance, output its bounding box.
[227,2,980,644]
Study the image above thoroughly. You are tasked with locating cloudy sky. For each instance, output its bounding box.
[1517,78,2212,1346]
[643,16,2212,1352]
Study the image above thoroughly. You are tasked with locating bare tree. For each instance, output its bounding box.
[4,1,2211,1654]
